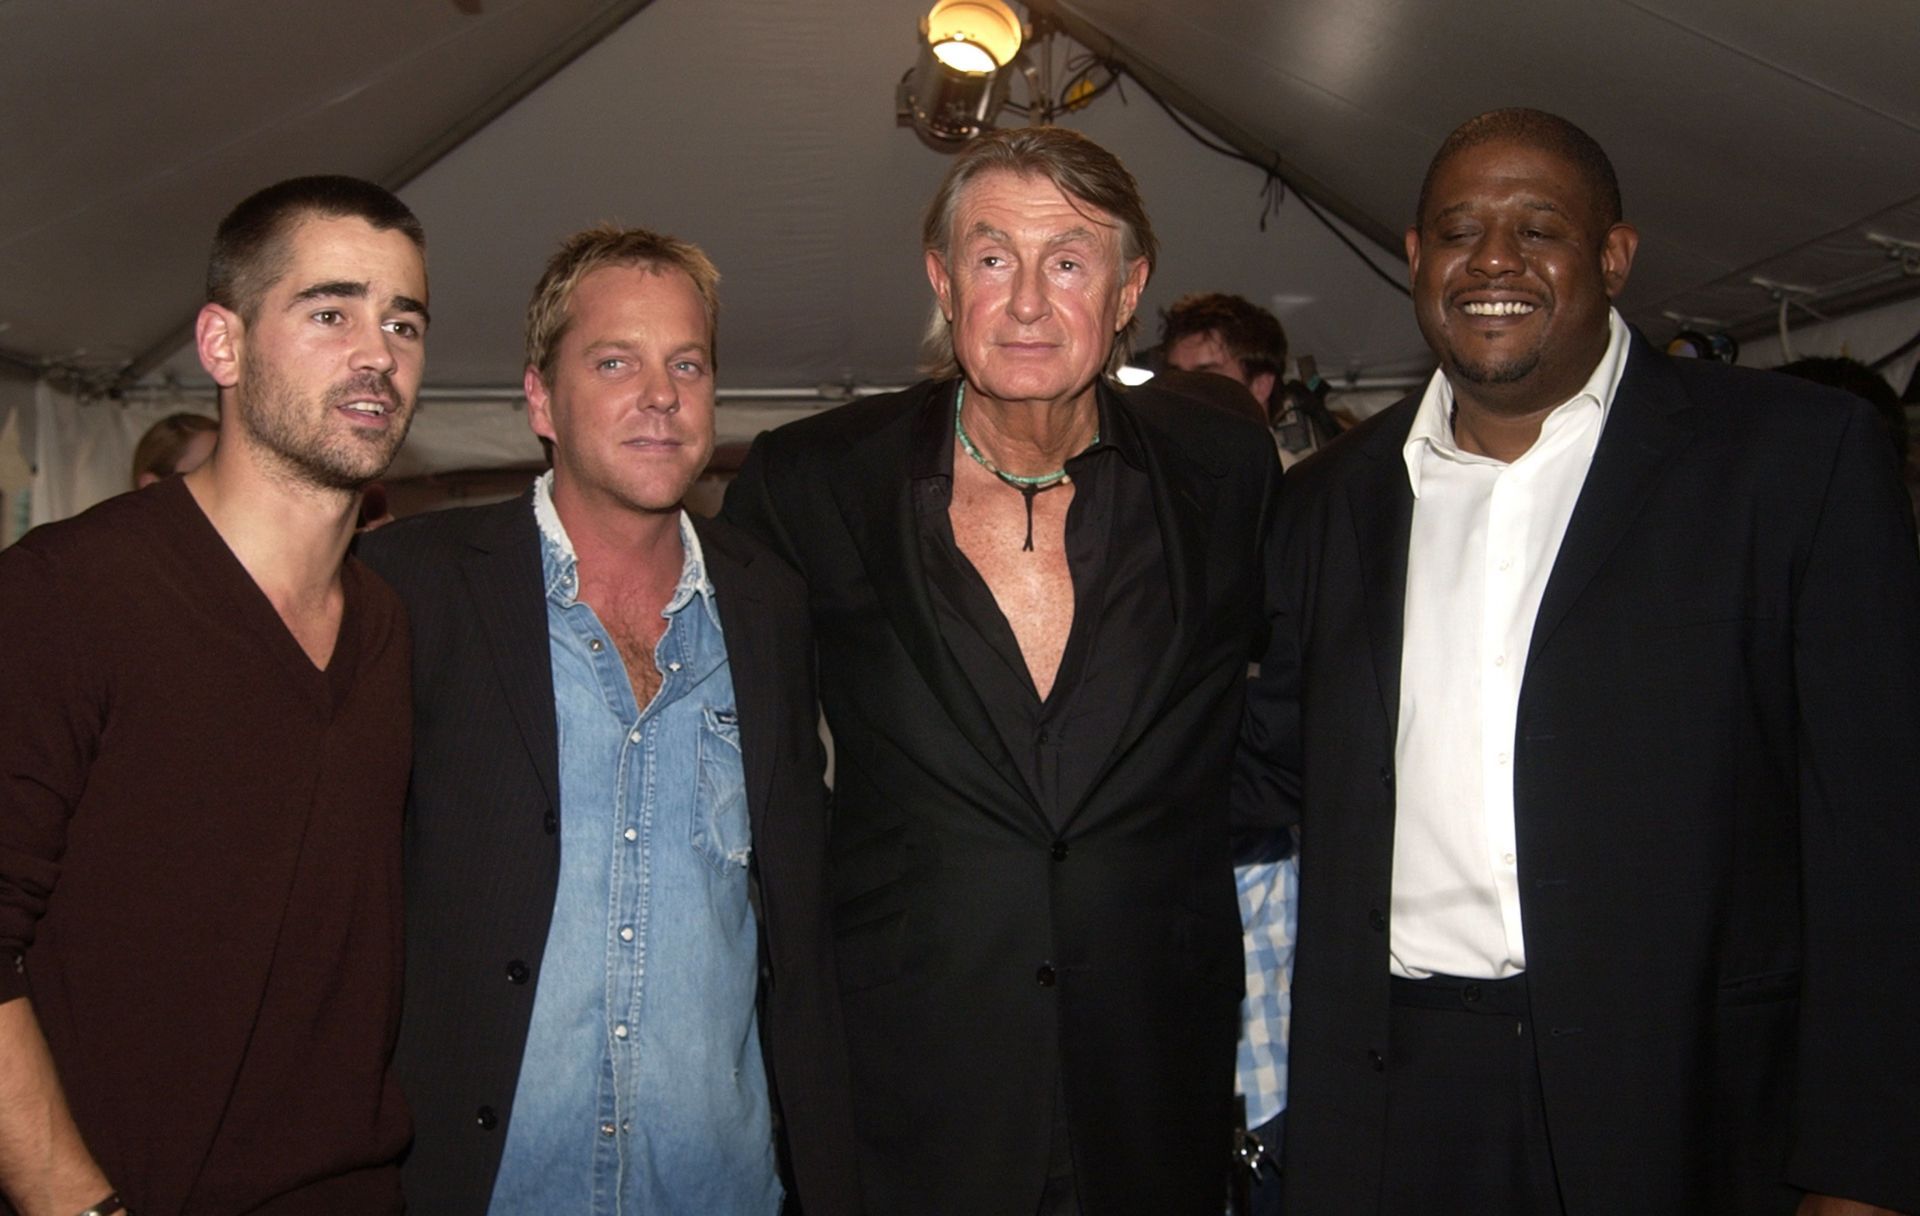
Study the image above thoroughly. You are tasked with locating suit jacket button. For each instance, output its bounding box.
[476,1105,498,1130]
[1050,841,1069,862]
[1369,909,1387,931]
[1368,1048,1385,1072]
[1036,963,1057,987]
[543,811,558,835]
[506,960,530,985]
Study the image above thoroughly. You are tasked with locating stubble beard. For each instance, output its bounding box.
[1447,346,1542,388]
[237,348,414,493]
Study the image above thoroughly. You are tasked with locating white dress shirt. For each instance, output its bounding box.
[1389,310,1630,980]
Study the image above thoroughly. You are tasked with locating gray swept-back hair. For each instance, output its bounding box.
[919,126,1157,379]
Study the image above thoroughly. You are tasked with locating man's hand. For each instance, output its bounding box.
[0,997,114,1216]
[1797,1194,1909,1216]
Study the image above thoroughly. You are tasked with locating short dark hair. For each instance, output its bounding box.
[1159,292,1288,383]
[920,126,1157,378]
[1417,108,1622,233]
[207,176,425,321]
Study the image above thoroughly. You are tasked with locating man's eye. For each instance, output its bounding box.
[384,320,420,340]
[598,358,627,372]
[313,309,344,325]
[1057,259,1079,272]
[980,255,1005,268]
[674,360,705,375]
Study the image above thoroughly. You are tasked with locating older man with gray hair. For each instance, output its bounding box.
[724,126,1283,1215]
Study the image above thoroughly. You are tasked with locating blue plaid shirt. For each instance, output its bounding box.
[1235,850,1298,1130]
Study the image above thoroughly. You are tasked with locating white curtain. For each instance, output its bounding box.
[30,383,215,528]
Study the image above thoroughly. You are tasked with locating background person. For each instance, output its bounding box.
[129,411,217,489]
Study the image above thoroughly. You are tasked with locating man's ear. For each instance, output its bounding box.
[195,303,243,389]
[523,364,557,444]
[1404,225,1422,289]
[1600,222,1640,299]
[1114,256,1149,331]
[925,249,955,322]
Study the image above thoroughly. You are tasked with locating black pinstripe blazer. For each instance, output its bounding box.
[360,494,860,1216]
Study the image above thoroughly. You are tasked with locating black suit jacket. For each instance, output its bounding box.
[722,378,1281,1215]
[1249,337,1920,1215]
[359,494,860,1215]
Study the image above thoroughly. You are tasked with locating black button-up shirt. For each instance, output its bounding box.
[911,381,1171,826]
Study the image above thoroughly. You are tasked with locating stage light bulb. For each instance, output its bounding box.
[932,39,998,74]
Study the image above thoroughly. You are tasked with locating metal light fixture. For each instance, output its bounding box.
[898,0,1026,146]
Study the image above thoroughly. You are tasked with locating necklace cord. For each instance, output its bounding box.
[952,385,1098,551]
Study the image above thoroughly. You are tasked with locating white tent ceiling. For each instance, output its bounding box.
[5,0,1919,421]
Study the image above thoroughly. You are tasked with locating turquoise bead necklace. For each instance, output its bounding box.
[953,383,1099,551]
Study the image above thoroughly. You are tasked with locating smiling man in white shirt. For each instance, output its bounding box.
[1248,108,1920,1216]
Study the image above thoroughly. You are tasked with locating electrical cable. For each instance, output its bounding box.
[1111,64,1412,298]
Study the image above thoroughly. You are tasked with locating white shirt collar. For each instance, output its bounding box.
[1403,307,1631,497]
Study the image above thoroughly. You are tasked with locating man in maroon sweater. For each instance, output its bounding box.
[0,177,428,1216]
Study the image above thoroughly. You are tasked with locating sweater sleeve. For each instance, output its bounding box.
[0,540,104,1003]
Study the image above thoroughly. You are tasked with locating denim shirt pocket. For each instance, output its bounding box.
[693,704,752,874]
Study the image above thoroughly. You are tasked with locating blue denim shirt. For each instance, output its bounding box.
[488,475,778,1215]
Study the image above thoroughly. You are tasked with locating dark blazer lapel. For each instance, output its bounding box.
[461,493,560,814]
[828,389,1038,813]
[696,519,778,831]
[1528,337,1695,656]
[1348,401,1420,735]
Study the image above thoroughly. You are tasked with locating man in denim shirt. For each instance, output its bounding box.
[362,227,858,1215]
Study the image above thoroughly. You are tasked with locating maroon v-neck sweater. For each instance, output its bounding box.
[0,478,411,1214]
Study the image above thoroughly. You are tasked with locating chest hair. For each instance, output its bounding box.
[587,585,670,710]
[949,459,1077,701]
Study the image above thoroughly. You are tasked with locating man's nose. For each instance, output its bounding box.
[1008,262,1051,324]
[1468,227,1523,277]
[351,320,398,375]
[638,366,680,413]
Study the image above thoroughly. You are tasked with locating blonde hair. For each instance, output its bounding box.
[525,225,720,380]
